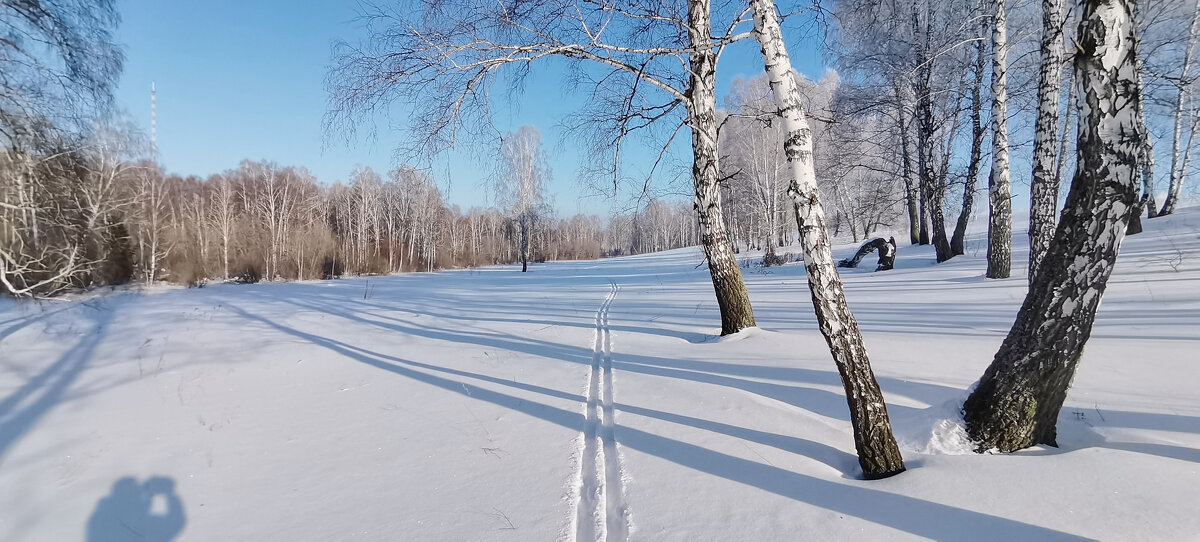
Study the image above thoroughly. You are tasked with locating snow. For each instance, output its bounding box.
[3,207,1200,541]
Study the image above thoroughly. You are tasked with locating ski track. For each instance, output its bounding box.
[573,281,629,541]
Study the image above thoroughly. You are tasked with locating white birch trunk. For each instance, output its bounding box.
[1160,0,1200,217]
[1029,0,1067,282]
[987,0,1013,279]
[749,0,905,479]
[893,83,921,245]
[686,0,756,335]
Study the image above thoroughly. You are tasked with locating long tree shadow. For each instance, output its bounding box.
[229,302,857,473]
[0,304,115,459]
[239,285,1200,470]
[0,306,71,348]
[264,286,711,343]
[255,290,959,412]
[270,286,1200,441]
[1025,420,1200,464]
[227,303,1089,540]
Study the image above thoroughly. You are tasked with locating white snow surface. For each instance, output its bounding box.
[2,208,1199,541]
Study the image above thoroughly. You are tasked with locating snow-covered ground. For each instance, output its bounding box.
[2,208,1199,541]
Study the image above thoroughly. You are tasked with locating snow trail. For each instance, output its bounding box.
[573,282,629,541]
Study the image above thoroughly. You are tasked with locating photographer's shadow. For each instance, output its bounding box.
[86,476,185,542]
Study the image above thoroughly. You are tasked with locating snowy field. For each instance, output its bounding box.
[2,208,1199,541]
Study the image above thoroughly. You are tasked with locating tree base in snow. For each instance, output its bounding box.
[861,465,907,481]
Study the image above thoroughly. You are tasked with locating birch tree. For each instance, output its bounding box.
[208,173,237,280]
[1028,0,1068,280]
[132,165,171,283]
[834,0,985,253]
[75,124,142,285]
[1,150,86,295]
[912,1,954,262]
[1131,1,1158,220]
[1157,0,1200,217]
[987,0,1013,279]
[963,0,1144,452]
[951,26,989,256]
[495,126,549,273]
[748,0,905,479]
[720,75,792,253]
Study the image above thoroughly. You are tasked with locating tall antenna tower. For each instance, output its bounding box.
[150,82,157,164]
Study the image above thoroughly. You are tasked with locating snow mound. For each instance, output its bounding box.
[892,397,976,455]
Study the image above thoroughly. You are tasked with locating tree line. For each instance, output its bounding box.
[2,143,702,292]
[1,3,705,295]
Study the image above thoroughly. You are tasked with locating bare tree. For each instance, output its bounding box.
[0,150,85,295]
[748,0,905,479]
[0,0,124,295]
[0,0,123,143]
[1158,0,1200,216]
[74,123,143,285]
[833,0,985,255]
[349,166,383,273]
[720,75,790,253]
[986,0,1013,279]
[208,174,237,280]
[951,23,989,256]
[131,165,171,283]
[1131,0,1158,220]
[964,0,1144,452]
[1028,0,1068,281]
[494,126,550,272]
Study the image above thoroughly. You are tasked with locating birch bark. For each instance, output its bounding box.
[749,0,905,479]
[987,0,1013,279]
[952,26,988,256]
[689,0,756,335]
[1029,0,1067,281]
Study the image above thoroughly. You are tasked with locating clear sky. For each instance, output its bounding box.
[113,1,828,216]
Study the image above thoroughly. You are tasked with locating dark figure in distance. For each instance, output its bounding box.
[838,237,897,271]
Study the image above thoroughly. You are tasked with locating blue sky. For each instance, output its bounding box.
[114,1,827,216]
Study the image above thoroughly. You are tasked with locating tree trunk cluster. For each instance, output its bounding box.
[965,0,1143,451]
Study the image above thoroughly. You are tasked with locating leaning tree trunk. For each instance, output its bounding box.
[688,0,756,335]
[987,0,1013,279]
[952,25,989,256]
[750,0,905,479]
[1029,0,1067,283]
[963,0,1143,452]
